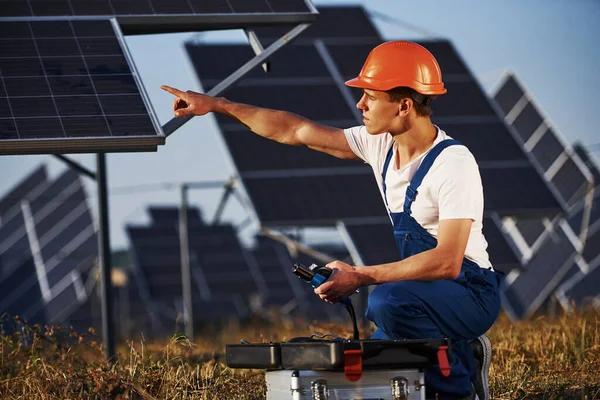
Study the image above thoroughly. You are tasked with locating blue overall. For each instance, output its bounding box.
[365,139,505,399]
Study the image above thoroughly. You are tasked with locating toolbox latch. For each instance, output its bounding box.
[343,349,363,382]
[437,345,451,377]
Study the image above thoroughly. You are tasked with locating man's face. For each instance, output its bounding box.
[355,89,404,135]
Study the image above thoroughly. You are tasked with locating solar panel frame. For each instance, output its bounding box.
[0,0,318,35]
[0,17,165,155]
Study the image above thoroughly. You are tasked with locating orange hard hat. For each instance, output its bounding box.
[345,40,447,96]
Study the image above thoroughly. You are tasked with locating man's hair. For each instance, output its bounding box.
[386,87,435,117]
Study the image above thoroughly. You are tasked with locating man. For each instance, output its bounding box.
[161,40,504,400]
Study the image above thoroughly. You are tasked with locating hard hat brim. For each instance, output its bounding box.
[345,76,447,96]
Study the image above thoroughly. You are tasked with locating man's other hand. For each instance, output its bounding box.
[314,260,362,303]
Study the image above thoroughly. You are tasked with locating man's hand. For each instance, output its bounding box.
[160,85,215,118]
[314,260,362,303]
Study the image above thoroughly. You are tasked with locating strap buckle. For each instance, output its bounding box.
[343,348,363,382]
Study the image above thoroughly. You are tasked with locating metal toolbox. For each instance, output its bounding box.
[265,368,425,400]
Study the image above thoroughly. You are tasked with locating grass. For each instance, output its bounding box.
[0,310,599,399]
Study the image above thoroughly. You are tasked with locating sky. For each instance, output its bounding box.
[1,0,599,252]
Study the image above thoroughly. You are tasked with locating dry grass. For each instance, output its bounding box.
[1,311,599,399]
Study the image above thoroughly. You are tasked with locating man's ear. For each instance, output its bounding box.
[399,98,412,115]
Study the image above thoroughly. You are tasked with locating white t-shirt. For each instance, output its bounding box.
[344,125,493,270]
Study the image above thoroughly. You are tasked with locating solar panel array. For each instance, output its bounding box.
[0,18,164,155]
[126,206,263,333]
[0,166,98,327]
[494,73,599,318]
[555,146,600,311]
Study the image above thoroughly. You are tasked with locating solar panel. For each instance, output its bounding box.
[561,262,600,310]
[248,236,306,308]
[511,101,544,143]
[502,223,578,319]
[514,219,546,248]
[0,165,47,221]
[127,207,263,330]
[530,127,563,171]
[0,209,46,324]
[253,6,380,43]
[338,221,398,267]
[481,218,521,273]
[0,0,317,34]
[493,74,524,116]
[0,166,97,326]
[551,157,590,208]
[0,18,164,155]
[493,72,593,210]
[573,143,600,187]
[243,173,388,226]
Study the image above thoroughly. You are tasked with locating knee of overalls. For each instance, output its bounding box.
[366,281,432,339]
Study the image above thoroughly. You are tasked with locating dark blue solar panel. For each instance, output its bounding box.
[493,75,524,116]
[149,206,204,227]
[0,18,163,155]
[482,218,521,273]
[254,6,380,41]
[127,209,260,325]
[511,101,544,143]
[243,174,388,226]
[342,221,399,266]
[45,282,80,323]
[187,43,331,87]
[215,84,357,124]
[445,122,527,162]
[583,228,600,264]
[222,129,364,173]
[502,225,577,319]
[531,128,563,171]
[573,143,600,187]
[0,0,311,17]
[551,157,589,207]
[515,219,546,248]
[564,264,600,309]
[0,166,47,220]
[481,167,561,216]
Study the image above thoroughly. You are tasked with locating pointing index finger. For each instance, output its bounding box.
[160,85,186,98]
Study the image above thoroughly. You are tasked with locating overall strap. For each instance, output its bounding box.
[381,144,395,208]
[404,139,462,215]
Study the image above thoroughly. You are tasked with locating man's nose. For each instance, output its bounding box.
[356,94,366,110]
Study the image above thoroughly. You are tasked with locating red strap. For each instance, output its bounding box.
[343,349,363,382]
[437,345,451,377]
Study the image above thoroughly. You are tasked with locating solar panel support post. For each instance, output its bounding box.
[162,22,311,137]
[211,178,236,226]
[244,29,269,73]
[53,154,96,180]
[96,153,115,362]
[179,184,194,340]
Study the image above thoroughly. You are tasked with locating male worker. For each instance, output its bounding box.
[161,40,504,400]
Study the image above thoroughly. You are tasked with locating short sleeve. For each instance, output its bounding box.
[434,152,484,221]
[344,125,390,166]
